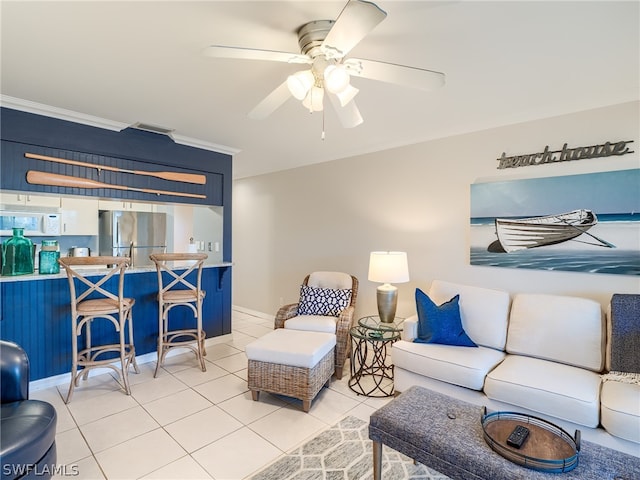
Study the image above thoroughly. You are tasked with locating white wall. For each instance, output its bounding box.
[162,204,224,264]
[232,101,640,318]
[170,204,195,253]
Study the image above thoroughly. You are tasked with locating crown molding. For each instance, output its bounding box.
[0,95,239,156]
[1,95,127,131]
[171,133,240,156]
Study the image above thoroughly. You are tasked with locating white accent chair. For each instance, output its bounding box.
[275,271,358,379]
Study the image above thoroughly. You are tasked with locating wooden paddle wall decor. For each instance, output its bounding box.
[1,141,220,205]
[25,152,207,185]
[26,171,207,199]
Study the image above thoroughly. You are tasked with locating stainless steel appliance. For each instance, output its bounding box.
[99,211,166,267]
[68,247,91,257]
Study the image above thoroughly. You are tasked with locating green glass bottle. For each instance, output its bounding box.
[39,240,60,274]
[2,227,35,276]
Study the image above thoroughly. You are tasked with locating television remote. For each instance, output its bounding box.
[506,425,530,449]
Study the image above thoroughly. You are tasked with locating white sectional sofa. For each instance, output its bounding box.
[392,281,510,392]
[391,280,640,456]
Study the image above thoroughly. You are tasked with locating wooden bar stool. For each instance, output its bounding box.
[149,253,208,377]
[59,256,139,403]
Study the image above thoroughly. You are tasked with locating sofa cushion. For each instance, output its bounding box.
[245,329,336,368]
[297,285,352,317]
[391,340,505,391]
[484,355,601,427]
[428,280,510,351]
[285,315,337,334]
[414,290,477,347]
[600,380,640,444]
[506,294,604,371]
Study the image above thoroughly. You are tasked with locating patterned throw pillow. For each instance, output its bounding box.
[297,285,352,317]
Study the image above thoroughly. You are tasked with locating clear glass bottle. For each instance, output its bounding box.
[39,240,60,274]
[2,227,35,276]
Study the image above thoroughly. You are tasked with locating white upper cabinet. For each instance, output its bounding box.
[98,200,155,212]
[0,192,61,209]
[61,197,99,235]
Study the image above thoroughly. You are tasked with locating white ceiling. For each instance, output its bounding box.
[1,1,638,179]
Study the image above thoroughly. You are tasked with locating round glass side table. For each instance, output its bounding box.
[348,315,404,397]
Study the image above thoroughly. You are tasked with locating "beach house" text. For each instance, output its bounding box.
[496,140,634,169]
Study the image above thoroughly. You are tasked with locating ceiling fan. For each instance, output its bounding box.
[203,0,445,129]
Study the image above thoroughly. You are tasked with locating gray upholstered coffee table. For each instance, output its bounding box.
[369,386,640,480]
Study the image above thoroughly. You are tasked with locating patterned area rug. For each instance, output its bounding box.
[251,416,450,480]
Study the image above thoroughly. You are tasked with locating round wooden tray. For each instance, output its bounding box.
[481,409,581,473]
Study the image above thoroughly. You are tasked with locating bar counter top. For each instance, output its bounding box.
[0,261,233,283]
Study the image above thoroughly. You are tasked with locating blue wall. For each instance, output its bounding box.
[0,267,231,380]
[0,107,234,380]
[0,107,231,208]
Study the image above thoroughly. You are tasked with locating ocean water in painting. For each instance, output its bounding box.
[471,246,640,275]
[470,213,640,275]
[470,170,640,276]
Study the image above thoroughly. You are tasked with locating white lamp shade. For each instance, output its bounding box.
[302,86,324,112]
[287,70,314,100]
[324,64,350,94]
[368,251,410,284]
[335,84,359,106]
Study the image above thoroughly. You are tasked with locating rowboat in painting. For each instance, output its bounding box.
[495,209,599,253]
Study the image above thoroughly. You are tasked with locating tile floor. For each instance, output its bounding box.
[32,309,393,480]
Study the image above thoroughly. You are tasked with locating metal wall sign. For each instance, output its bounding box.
[496,140,634,169]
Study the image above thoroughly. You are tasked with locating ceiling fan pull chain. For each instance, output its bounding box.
[321,108,326,140]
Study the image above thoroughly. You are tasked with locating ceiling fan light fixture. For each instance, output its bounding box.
[287,70,315,100]
[335,84,359,106]
[324,64,350,93]
[205,0,445,129]
[302,86,324,112]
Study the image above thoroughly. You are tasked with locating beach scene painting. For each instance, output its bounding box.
[470,169,640,276]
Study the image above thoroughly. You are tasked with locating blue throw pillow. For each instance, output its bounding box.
[414,288,477,347]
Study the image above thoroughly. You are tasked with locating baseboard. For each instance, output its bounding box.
[29,334,233,392]
[30,308,269,392]
[232,305,273,320]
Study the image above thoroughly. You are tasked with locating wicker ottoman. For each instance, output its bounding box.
[246,329,336,412]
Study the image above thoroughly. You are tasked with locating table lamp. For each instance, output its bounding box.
[368,251,410,323]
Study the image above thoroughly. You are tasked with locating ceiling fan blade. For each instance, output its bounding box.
[321,0,387,59]
[346,58,445,91]
[203,45,310,64]
[248,81,292,120]
[328,93,363,128]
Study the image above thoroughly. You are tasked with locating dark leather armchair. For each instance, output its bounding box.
[1,341,57,480]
